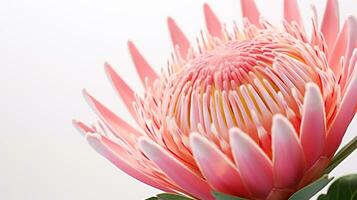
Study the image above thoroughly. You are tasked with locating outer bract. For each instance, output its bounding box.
[74,1,357,199]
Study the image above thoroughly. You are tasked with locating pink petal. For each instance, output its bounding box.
[272,114,305,188]
[89,135,177,192]
[72,119,95,135]
[240,0,260,26]
[82,90,142,145]
[321,0,340,52]
[104,63,138,121]
[190,133,249,197]
[99,136,181,192]
[329,16,357,76]
[127,41,158,85]
[230,128,273,199]
[167,17,190,57]
[73,122,174,193]
[203,4,222,38]
[300,83,326,168]
[326,68,357,157]
[139,137,214,200]
[283,0,303,29]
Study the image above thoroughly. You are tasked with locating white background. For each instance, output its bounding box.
[0,0,356,199]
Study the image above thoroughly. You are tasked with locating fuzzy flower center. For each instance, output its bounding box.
[158,30,338,156]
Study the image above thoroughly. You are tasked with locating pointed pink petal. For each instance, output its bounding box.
[240,0,260,26]
[203,4,222,38]
[284,0,303,29]
[83,90,142,144]
[326,69,357,156]
[230,128,273,199]
[84,132,174,193]
[321,0,340,52]
[72,119,95,135]
[104,63,138,121]
[167,17,190,57]
[72,121,176,192]
[127,41,158,85]
[190,133,249,197]
[329,16,357,76]
[300,83,326,168]
[272,114,305,188]
[139,137,214,200]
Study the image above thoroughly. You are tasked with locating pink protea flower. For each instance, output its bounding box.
[73,0,357,199]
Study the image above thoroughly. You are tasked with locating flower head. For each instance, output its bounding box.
[74,0,357,199]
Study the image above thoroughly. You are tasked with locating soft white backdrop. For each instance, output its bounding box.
[0,0,356,199]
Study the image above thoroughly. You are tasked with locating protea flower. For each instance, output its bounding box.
[73,0,357,199]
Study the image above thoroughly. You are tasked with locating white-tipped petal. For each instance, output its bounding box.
[300,83,326,168]
[139,137,214,200]
[84,133,174,192]
[230,128,273,199]
[272,114,305,188]
[190,133,249,197]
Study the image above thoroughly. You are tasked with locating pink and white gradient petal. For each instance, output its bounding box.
[272,114,305,188]
[230,128,273,199]
[190,132,249,197]
[300,83,326,168]
[139,137,214,200]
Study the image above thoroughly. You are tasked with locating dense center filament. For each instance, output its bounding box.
[159,31,338,152]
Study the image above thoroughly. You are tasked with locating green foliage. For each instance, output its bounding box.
[325,136,357,174]
[212,191,248,200]
[288,175,333,200]
[318,174,357,200]
[145,193,193,200]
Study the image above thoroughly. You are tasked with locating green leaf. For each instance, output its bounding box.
[325,135,357,174]
[288,174,333,200]
[212,191,248,200]
[145,193,193,200]
[352,191,357,200]
[155,193,193,200]
[317,174,357,200]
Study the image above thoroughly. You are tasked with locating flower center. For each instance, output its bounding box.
[155,30,338,156]
[164,38,284,134]
[185,39,277,89]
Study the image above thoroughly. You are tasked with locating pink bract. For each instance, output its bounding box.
[73,0,357,199]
